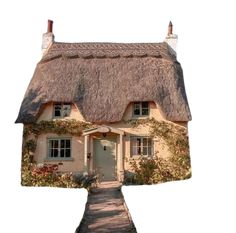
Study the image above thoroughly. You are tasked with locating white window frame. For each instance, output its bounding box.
[53,103,71,118]
[133,102,149,117]
[130,136,153,157]
[47,138,72,159]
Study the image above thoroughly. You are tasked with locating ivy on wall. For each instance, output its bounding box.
[125,118,191,184]
[21,119,97,189]
[22,118,191,186]
[23,119,93,139]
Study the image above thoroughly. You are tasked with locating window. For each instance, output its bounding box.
[54,103,71,118]
[131,137,153,156]
[133,102,149,116]
[48,139,71,158]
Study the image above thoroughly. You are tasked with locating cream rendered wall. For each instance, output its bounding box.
[37,102,85,122]
[122,102,166,121]
[34,101,187,174]
[34,133,84,172]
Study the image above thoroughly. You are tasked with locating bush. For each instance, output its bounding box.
[21,153,98,190]
[129,157,158,185]
[73,173,99,191]
[126,155,191,185]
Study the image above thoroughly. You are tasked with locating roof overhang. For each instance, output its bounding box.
[83,125,125,136]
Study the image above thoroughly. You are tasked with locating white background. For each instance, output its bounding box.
[0,0,236,232]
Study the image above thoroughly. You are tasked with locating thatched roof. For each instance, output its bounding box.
[16,42,191,123]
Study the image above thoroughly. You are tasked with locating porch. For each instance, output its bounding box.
[83,126,125,182]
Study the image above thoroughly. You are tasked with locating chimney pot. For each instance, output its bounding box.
[47,20,53,33]
[168,21,173,35]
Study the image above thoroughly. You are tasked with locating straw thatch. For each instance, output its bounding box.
[16,42,191,123]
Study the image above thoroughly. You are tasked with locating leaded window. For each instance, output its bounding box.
[53,103,71,118]
[131,137,153,156]
[48,139,71,158]
[133,102,149,116]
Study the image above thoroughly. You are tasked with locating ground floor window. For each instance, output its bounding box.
[131,137,153,157]
[48,138,71,158]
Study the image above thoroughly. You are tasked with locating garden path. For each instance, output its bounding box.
[75,181,137,233]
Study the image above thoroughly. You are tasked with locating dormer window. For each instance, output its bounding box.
[54,103,71,118]
[133,102,149,116]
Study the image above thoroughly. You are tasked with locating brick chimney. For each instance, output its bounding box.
[42,20,54,55]
[164,21,178,56]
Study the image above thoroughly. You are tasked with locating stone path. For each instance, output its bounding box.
[75,181,137,233]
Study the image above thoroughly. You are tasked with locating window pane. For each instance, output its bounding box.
[65,149,71,157]
[131,139,137,147]
[54,105,61,117]
[132,146,137,155]
[134,103,140,109]
[143,138,147,146]
[49,140,53,149]
[142,102,148,108]
[134,103,141,115]
[148,138,152,146]
[63,105,71,117]
[60,149,65,158]
[54,149,58,157]
[137,138,141,147]
[142,108,149,115]
[134,108,140,115]
[148,147,152,156]
[137,147,141,155]
[143,147,147,155]
[61,140,65,148]
[54,110,61,117]
[66,140,70,148]
[49,148,53,157]
[54,140,59,148]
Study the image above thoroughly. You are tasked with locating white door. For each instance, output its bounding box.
[94,138,117,181]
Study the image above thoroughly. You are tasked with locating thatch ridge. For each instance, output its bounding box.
[41,42,175,63]
[16,42,191,123]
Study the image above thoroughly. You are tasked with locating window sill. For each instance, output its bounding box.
[129,155,152,160]
[44,157,74,162]
[131,116,149,119]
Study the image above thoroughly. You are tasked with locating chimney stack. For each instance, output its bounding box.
[164,21,178,57]
[42,19,55,56]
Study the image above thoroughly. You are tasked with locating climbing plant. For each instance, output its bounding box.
[21,119,98,189]
[125,118,191,184]
[21,151,98,189]
[23,119,93,139]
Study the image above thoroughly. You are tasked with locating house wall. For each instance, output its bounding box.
[34,133,84,172]
[37,101,167,123]
[37,102,85,122]
[32,101,188,174]
[122,101,166,121]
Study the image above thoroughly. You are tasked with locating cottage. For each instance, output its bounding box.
[16,20,191,183]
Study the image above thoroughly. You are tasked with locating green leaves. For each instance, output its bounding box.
[23,119,93,139]
[21,153,98,189]
[126,118,191,185]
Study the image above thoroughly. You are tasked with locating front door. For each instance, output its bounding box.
[94,138,117,181]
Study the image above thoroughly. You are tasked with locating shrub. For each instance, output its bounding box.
[125,118,191,185]
[126,155,191,185]
[129,157,158,185]
[73,173,99,191]
[21,153,98,190]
